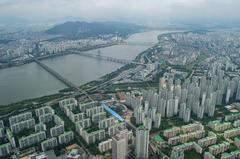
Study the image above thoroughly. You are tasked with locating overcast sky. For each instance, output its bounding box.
[0,0,239,26]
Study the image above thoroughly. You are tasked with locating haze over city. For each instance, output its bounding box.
[0,0,240,26]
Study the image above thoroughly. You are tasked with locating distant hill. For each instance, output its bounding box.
[46,21,145,39]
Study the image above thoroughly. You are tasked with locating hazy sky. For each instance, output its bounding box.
[0,0,239,26]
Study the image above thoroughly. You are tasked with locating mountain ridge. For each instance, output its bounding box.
[46,21,145,39]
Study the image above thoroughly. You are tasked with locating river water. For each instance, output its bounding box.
[0,30,176,105]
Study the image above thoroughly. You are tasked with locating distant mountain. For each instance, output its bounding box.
[45,21,145,38]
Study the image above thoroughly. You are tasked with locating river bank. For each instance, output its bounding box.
[0,42,118,70]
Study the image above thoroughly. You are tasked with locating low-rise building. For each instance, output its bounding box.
[108,122,126,137]
[234,137,240,147]
[79,101,98,112]
[92,112,106,123]
[19,131,46,149]
[181,123,204,133]
[98,139,112,153]
[35,123,46,132]
[99,117,116,129]
[9,112,32,126]
[223,127,240,139]
[6,129,16,148]
[80,129,106,144]
[194,142,203,154]
[198,132,217,148]
[172,142,202,155]
[168,130,205,145]
[59,98,77,109]
[225,113,240,121]
[10,118,35,134]
[35,106,54,116]
[209,142,230,155]
[163,127,181,138]
[0,120,4,129]
[233,120,240,127]
[53,115,65,126]
[69,112,85,123]
[86,106,104,117]
[58,131,74,145]
[50,124,65,137]
[41,137,58,151]
[220,150,240,159]
[75,118,91,129]
[0,143,12,157]
[0,128,4,138]
[39,113,53,124]
[204,152,215,159]
[208,120,232,132]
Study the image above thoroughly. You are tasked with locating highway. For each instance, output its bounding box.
[87,65,145,93]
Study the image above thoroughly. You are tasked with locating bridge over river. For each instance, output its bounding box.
[30,55,93,101]
[70,50,147,66]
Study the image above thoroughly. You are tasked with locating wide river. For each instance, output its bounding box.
[0,30,176,105]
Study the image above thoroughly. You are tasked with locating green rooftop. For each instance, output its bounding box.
[138,125,145,129]
[153,135,164,142]
[235,136,240,140]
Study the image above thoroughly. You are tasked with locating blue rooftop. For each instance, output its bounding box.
[101,103,124,122]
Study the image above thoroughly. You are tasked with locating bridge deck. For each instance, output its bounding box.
[70,50,146,66]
